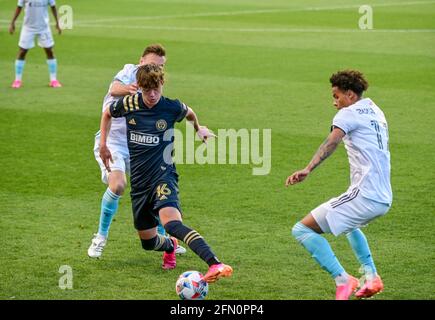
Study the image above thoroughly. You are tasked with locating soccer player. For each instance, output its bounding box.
[9,0,62,88]
[99,64,233,282]
[88,44,186,258]
[286,70,392,300]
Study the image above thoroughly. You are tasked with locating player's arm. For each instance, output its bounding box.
[109,81,138,96]
[99,98,126,171]
[50,3,62,34]
[305,127,345,172]
[9,6,22,34]
[185,107,216,143]
[285,127,345,186]
[99,108,113,172]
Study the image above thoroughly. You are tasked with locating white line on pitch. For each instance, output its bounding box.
[73,1,435,24]
[68,24,435,33]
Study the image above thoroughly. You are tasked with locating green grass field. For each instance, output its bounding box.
[0,0,434,300]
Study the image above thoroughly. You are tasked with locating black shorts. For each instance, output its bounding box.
[131,178,182,231]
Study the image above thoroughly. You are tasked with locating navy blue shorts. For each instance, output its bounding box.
[131,179,182,231]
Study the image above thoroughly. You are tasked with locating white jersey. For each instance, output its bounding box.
[18,0,55,31]
[101,64,139,147]
[332,98,392,205]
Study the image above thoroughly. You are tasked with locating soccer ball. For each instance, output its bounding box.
[175,270,209,300]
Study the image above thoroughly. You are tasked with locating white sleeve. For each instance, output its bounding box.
[49,0,56,6]
[332,108,358,134]
[113,64,136,85]
[17,0,24,7]
[102,93,117,112]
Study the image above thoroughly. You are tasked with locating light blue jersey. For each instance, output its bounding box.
[332,98,392,205]
[18,0,55,31]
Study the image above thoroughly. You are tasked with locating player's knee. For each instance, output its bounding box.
[113,184,126,195]
[44,47,54,59]
[141,237,157,251]
[18,49,27,59]
[109,180,126,195]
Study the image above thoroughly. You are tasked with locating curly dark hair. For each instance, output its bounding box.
[329,70,369,96]
[136,64,164,90]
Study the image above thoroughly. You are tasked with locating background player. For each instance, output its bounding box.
[286,70,392,300]
[9,0,62,88]
[100,64,233,282]
[88,44,185,258]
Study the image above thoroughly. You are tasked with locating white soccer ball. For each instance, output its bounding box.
[175,270,209,300]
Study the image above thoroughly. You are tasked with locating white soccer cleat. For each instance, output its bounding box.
[87,234,107,258]
[175,244,187,255]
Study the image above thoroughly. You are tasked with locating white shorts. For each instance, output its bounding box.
[311,188,390,236]
[94,133,130,184]
[19,26,54,49]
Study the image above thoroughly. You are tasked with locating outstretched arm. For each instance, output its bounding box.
[9,6,22,34]
[99,108,113,172]
[185,107,216,143]
[50,5,61,34]
[285,127,345,186]
[185,107,200,132]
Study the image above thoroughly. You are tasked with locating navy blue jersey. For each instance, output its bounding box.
[109,93,188,191]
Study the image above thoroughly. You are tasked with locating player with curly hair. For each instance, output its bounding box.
[99,64,233,281]
[286,70,392,300]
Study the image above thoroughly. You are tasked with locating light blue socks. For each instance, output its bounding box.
[97,188,166,238]
[98,188,120,238]
[46,58,57,81]
[15,59,57,82]
[15,59,25,81]
[292,222,346,279]
[346,228,377,279]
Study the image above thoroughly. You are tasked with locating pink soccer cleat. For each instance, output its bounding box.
[335,275,359,300]
[49,80,62,88]
[162,237,177,270]
[355,275,384,299]
[11,80,22,88]
[202,263,233,283]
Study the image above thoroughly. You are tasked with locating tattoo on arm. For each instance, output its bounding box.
[307,135,341,172]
